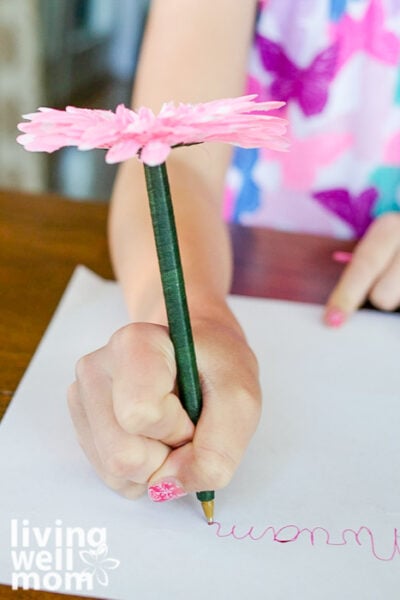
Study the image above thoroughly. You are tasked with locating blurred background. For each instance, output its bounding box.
[0,0,150,202]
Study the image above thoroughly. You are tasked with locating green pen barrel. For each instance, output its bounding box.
[144,162,214,504]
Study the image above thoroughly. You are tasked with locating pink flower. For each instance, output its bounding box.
[17,95,288,166]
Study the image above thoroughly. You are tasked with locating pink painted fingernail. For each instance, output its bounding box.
[332,250,353,264]
[148,478,187,502]
[325,307,346,327]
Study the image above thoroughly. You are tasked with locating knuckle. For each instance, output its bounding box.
[75,353,97,382]
[109,324,137,355]
[118,401,161,433]
[110,322,165,356]
[369,288,398,312]
[110,323,175,378]
[103,447,147,479]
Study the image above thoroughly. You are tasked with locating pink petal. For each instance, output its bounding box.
[105,140,141,163]
[140,141,171,166]
[16,133,63,152]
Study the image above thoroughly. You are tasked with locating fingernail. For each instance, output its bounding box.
[332,251,353,264]
[325,307,346,327]
[148,478,187,502]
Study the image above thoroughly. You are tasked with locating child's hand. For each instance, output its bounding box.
[68,315,261,500]
[325,212,400,326]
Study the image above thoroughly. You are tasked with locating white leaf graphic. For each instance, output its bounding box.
[102,558,120,570]
[96,568,109,587]
[79,542,120,587]
[94,543,108,559]
[79,550,97,565]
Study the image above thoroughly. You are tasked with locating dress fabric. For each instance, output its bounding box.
[224,0,400,239]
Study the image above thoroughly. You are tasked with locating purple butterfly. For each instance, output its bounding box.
[312,187,378,237]
[256,35,339,116]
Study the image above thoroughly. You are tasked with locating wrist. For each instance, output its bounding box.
[126,279,243,341]
[189,292,245,340]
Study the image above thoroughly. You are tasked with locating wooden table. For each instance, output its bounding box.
[0,188,354,600]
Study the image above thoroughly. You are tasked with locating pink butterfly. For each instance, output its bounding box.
[333,0,400,68]
[256,35,339,116]
[263,131,353,190]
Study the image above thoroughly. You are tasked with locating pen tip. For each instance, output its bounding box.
[201,500,214,524]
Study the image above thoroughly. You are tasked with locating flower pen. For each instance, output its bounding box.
[143,160,215,522]
[17,95,288,522]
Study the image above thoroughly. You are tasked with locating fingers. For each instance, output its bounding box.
[148,324,262,494]
[68,322,195,498]
[325,214,400,326]
[76,353,171,484]
[68,381,146,499]
[369,249,400,311]
[109,323,194,447]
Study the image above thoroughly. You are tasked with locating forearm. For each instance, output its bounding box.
[108,0,256,327]
[108,146,234,326]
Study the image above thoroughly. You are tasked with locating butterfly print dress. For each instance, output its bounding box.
[224,0,400,239]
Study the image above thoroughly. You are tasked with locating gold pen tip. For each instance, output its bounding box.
[201,500,214,524]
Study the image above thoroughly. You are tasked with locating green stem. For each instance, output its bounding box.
[143,162,214,503]
[144,162,201,421]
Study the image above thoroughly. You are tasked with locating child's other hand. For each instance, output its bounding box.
[325,213,400,326]
[68,315,261,500]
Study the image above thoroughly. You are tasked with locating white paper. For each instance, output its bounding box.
[0,266,399,599]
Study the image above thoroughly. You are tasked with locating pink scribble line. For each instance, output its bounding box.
[210,522,400,562]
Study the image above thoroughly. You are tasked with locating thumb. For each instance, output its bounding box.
[147,384,261,502]
[147,440,236,502]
